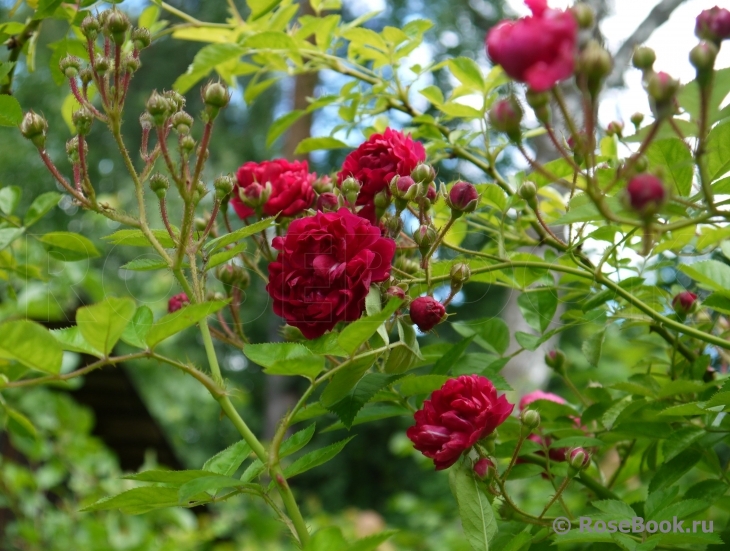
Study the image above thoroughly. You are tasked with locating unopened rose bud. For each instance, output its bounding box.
[518,181,538,208]
[545,349,567,374]
[168,292,189,313]
[106,10,130,44]
[521,409,541,430]
[395,256,420,275]
[72,106,94,136]
[409,296,446,332]
[571,2,594,29]
[59,55,81,79]
[20,111,48,148]
[488,97,523,142]
[180,135,196,153]
[630,112,644,130]
[139,112,154,131]
[632,46,656,70]
[695,7,730,44]
[170,111,193,135]
[66,136,87,164]
[390,175,418,201]
[81,15,100,39]
[411,163,435,184]
[312,175,333,194]
[203,81,229,118]
[131,27,151,50]
[122,54,141,74]
[448,181,479,216]
[94,55,110,75]
[382,212,403,238]
[149,173,169,199]
[341,176,361,205]
[316,192,340,212]
[216,263,250,289]
[625,173,666,217]
[146,91,171,126]
[526,89,550,123]
[647,71,679,104]
[373,189,391,210]
[473,457,495,480]
[578,40,612,94]
[606,121,623,137]
[413,224,437,255]
[194,217,207,231]
[164,90,186,112]
[386,286,407,301]
[213,174,235,200]
[690,41,718,84]
[450,262,470,294]
[672,291,699,318]
[568,447,590,471]
[79,67,93,86]
[240,182,269,209]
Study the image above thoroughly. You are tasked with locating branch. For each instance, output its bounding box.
[1,19,41,95]
[606,0,689,88]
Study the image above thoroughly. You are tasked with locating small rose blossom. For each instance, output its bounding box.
[337,128,426,223]
[626,174,666,216]
[696,6,730,43]
[474,457,495,479]
[486,0,578,92]
[232,159,316,219]
[407,375,514,470]
[410,296,446,332]
[449,181,479,214]
[168,292,189,313]
[267,208,396,339]
[672,291,698,316]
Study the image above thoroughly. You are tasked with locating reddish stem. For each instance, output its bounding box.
[140,127,150,161]
[159,198,178,245]
[73,164,81,193]
[191,121,213,191]
[113,44,121,103]
[39,149,86,204]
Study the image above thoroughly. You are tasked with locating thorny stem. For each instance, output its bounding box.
[539,476,572,519]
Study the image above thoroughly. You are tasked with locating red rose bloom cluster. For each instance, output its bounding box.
[232,159,315,219]
[168,292,189,313]
[337,128,425,223]
[266,208,396,339]
[486,0,578,92]
[407,375,514,470]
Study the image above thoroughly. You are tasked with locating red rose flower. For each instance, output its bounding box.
[232,159,316,219]
[407,375,514,470]
[337,128,426,223]
[168,292,189,313]
[486,0,578,92]
[266,208,396,339]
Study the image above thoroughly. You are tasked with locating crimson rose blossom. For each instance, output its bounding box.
[407,375,514,470]
[486,0,578,92]
[266,208,396,339]
[232,159,315,219]
[337,128,425,223]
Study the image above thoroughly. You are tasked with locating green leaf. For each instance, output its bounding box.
[320,351,380,407]
[704,293,730,315]
[582,328,605,367]
[173,43,245,93]
[76,297,136,356]
[120,258,168,271]
[103,228,176,248]
[0,186,21,215]
[0,96,22,126]
[592,499,637,518]
[648,450,702,493]
[452,318,510,356]
[326,372,402,429]
[322,404,409,432]
[645,138,694,196]
[267,110,305,148]
[40,231,100,261]
[280,424,316,458]
[338,299,402,356]
[120,306,153,349]
[383,321,422,374]
[0,320,63,374]
[431,336,474,375]
[449,460,497,551]
[4,406,37,439]
[202,440,252,476]
[50,326,102,356]
[204,217,275,252]
[517,288,558,333]
[123,470,213,484]
[206,243,247,271]
[398,374,448,396]
[0,228,24,251]
[658,402,707,417]
[24,191,61,227]
[661,426,704,461]
[448,57,485,91]
[178,475,253,504]
[244,342,324,379]
[294,136,349,155]
[81,487,179,515]
[303,527,348,551]
[146,300,230,347]
[648,499,708,522]
[550,436,604,449]
[282,436,355,478]
[706,119,730,182]
[346,531,399,551]
[679,260,730,293]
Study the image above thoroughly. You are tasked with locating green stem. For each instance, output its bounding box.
[1,20,40,95]
[199,318,223,385]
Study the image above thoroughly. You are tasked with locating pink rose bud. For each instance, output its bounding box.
[647,71,679,104]
[426,183,438,203]
[474,457,496,479]
[545,349,567,373]
[168,292,189,313]
[240,182,267,209]
[488,97,523,142]
[391,175,417,198]
[486,0,578,92]
[696,7,730,44]
[413,224,437,253]
[606,121,624,137]
[690,41,719,74]
[626,174,667,217]
[521,409,541,430]
[672,291,699,317]
[406,375,514,470]
[316,192,340,212]
[409,296,446,332]
[387,286,407,301]
[448,181,479,216]
[568,447,590,470]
